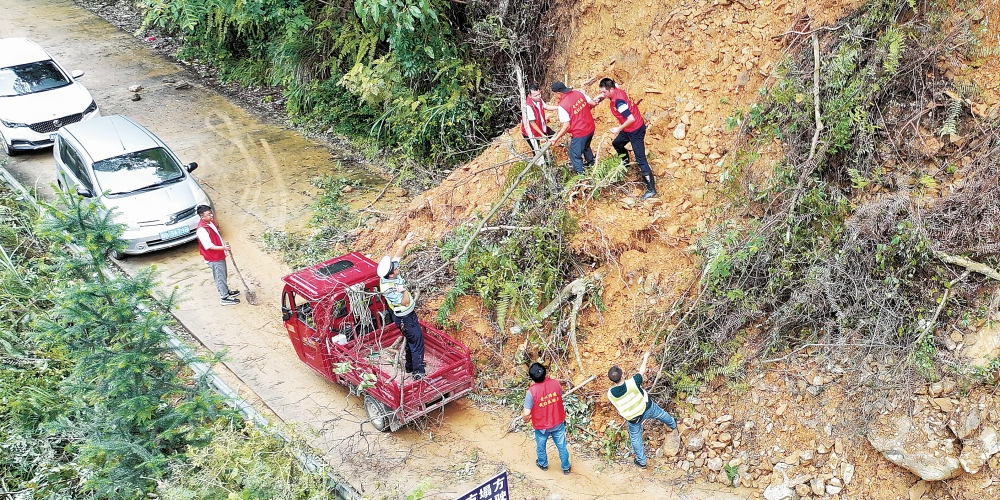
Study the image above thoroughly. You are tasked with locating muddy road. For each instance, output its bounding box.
[1,1,747,498]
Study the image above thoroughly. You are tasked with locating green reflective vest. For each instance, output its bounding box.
[607,377,649,421]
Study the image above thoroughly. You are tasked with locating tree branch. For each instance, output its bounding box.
[934,250,1000,281]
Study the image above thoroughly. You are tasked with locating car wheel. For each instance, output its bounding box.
[363,394,394,432]
[110,249,125,260]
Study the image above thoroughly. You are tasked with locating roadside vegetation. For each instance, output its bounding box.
[0,181,336,498]
[137,0,558,179]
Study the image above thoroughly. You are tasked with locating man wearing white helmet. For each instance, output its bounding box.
[377,232,425,380]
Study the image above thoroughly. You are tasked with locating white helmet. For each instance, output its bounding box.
[377,255,394,278]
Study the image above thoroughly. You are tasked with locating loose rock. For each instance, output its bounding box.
[673,123,686,140]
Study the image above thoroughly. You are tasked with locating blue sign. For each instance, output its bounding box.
[455,470,509,500]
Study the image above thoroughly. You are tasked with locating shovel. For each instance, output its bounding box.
[228,252,259,305]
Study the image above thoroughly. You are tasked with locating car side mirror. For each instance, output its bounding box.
[70,70,85,79]
[282,307,293,322]
[76,187,93,198]
[186,162,198,173]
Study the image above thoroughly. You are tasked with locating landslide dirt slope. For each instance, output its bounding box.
[357,0,1000,498]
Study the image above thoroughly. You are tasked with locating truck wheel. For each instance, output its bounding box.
[364,394,394,432]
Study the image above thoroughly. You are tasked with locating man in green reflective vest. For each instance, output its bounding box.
[607,350,677,469]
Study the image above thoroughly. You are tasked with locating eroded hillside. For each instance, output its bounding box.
[355,0,1000,498]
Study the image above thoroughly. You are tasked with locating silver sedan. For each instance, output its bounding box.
[54,115,212,256]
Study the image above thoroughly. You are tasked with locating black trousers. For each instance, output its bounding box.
[612,124,652,177]
[392,311,426,375]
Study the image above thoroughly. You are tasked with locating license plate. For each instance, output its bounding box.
[159,226,190,240]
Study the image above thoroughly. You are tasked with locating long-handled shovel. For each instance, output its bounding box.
[228,252,259,305]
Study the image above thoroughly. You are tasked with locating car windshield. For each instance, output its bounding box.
[92,148,185,195]
[0,60,71,97]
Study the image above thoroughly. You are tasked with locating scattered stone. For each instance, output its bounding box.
[707,457,724,471]
[127,84,142,93]
[867,414,962,481]
[776,402,788,416]
[826,483,843,495]
[959,426,1000,474]
[763,483,795,500]
[929,381,944,397]
[949,409,981,440]
[908,480,929,500]
[841,461,855,485]
[341,185,353,193]
[735,70,750,86]
[950,329,965,345]
[940,378,957,395]
[162,78,177,84]
[933,398,955,413]
[130,93,141,101]
[173,81,192,90]
[795,483,811,497]
[799,449,814,465]
[673,123,686,140]
[810,477,825,496]
[664,430,682,457]
[685,434,705,452]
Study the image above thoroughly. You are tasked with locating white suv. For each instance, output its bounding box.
[0,38,100,155]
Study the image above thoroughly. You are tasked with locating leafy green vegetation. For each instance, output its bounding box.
[0,183,335,498]
[138,0,553,170]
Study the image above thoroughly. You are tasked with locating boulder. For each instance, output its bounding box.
[867,414,962,481]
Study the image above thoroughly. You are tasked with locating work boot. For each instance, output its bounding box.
[639,174,657,201]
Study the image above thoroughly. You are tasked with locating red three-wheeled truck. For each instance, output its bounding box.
[281,252,475,431]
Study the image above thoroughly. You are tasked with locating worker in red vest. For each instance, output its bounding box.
[521,84,556,154]
[547,81,598,174]
[521,362,571,474]
[195,205,239,306]
[595,78,657,200]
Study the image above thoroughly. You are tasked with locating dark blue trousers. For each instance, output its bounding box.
[612,124,652,177]
[392,312,426,375]
[569,133,595,174]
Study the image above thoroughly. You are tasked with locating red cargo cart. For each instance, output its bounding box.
[281,252,474,431]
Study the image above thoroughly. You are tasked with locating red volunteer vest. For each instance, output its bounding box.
[197,220,226,262]
[608,87,644,133]
[528,378,566,430]
[521,96,550,137]
[558,90,596,138]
